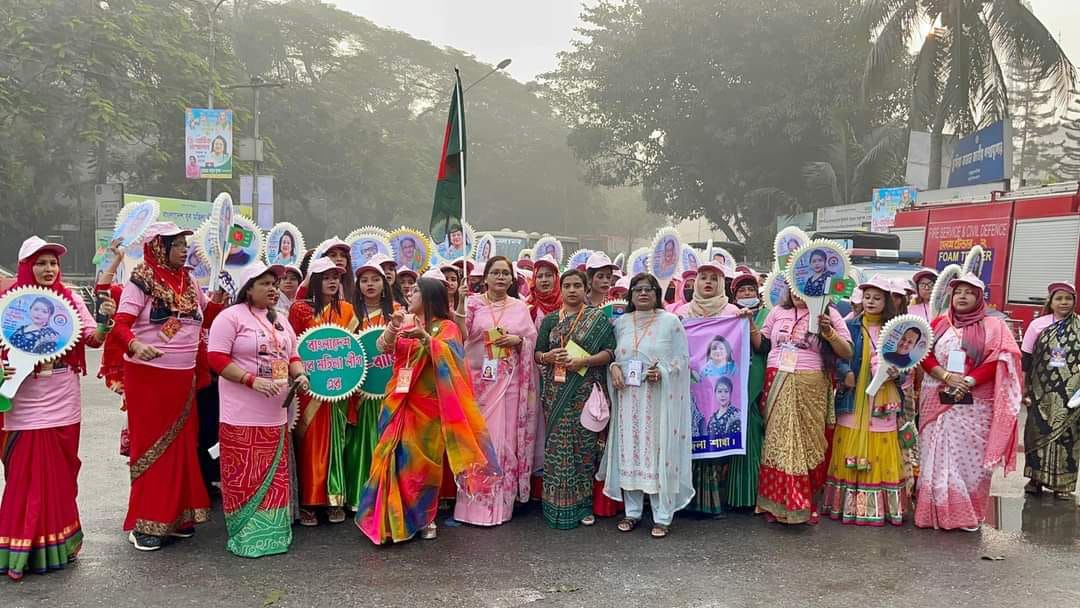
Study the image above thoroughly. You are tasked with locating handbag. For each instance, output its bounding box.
[580,382,610,432]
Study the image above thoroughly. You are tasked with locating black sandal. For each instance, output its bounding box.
[616,517,639,532]
[650,524,670,538]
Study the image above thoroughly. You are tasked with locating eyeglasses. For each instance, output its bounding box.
[630,286,656,294]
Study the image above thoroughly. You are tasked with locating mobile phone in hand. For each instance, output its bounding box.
[95,291,110,324]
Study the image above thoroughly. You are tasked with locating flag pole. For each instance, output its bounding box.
[455,66,467,265]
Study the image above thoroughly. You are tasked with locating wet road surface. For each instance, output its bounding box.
[3,351,1080,607]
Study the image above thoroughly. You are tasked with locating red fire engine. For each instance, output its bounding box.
[891,181,1080,333]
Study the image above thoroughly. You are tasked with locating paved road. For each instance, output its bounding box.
[3,351,1080,607]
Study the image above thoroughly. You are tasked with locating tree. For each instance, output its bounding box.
[1059,91,1080,180]
[542,0,898,261]
[1009,55,1059,185]
[863,0,1075,190]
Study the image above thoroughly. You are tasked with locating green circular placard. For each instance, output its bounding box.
[601,300,628,321]
[297,325,367,402]
[357,326,393,398]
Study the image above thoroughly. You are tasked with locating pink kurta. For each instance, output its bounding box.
[456,294,538,525]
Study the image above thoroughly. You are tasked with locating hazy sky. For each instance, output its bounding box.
[335,0,1080,83]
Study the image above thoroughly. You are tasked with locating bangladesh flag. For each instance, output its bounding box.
[429,70,466,244]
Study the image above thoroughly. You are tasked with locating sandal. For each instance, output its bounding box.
[580,514,596,527]
[299,509,318,527]
[808,511,820,525]
[650,524,669,538]
[419,522,438,540]
[327,506,346,524]
[616,517,640,532]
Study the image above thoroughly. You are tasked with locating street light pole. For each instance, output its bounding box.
[224,76,285,224]
[464,58,512,93]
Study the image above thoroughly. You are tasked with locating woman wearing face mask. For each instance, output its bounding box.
[601,273,694,538]
[274,265,303,317]
[457,256,538,526]
[909,269,938,321]
[357,278,498,543]
[824,275,908,526]
[534,270,615,528]
[342,254,398,512]
[112,223,227,551]
[755,289,853,525]
[673,263,743,517]
[288,259,358,527]
[916,274,1021,531]
[1022,282,1080,499]
[724,272,768,510]
[207,263,309,557]
[0,237,114,579]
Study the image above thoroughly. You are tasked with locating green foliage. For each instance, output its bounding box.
[0,0,613,272]
[541,0,896,261]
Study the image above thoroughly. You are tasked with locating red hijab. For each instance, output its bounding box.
[527,262,562,321]
[948,282,988,365]
[2,250,87,374]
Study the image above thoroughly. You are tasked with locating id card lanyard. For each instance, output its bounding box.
[250,305,288,383]
[394,340,416,394]
[554,307,587,383]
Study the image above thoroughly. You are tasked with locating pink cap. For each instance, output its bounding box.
[695,260,726,278]
[585,251,617,271]
[850,286,864,305]
[356,253,390,278]
[319,237,350,257]
[236,262,285,293]
[731,272,758,292]
[306,257,341,281]
[147,221,193,240]
[858,274,893,294]
[18,236,67,262]
[613,275,631,291]
[517,258,535,271]
[888,278,909,296]
[533,254,559,274]
[948,272,985,291]
[681,268,698,280]
[397,267,418,280]
[282,264,303,280]
[421,267,446,283]
[913,268,939,285]
[1048,281,1076,296]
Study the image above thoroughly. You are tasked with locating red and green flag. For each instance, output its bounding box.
[429,69,466,245]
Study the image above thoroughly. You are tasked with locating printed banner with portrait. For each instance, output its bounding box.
[684,317,749,459]
[185,108,233,179]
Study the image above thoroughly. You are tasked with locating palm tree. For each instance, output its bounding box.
[862,0,1075,189]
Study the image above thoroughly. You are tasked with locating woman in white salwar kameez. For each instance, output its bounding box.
[600,273,694,538]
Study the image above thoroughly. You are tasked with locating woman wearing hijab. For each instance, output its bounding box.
[1023,282,1080,498]
[917,273,1021,530]
[113,223,225,551]
[288,258,359,526]
[457,256,538,526]
[525,255,562,500]
[824,275,908,526]
[726,272,768,510]
[0,237,115,579]
[673,262,743,517]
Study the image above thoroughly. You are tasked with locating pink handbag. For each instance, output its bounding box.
[580,383,610,432]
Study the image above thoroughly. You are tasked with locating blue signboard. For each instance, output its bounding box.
[946,121,1011,188]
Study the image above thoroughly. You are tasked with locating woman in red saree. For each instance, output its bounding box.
[357,277,498,544]
[916,273,1022,531]
[113,223,224,551]
[0,237,115,580]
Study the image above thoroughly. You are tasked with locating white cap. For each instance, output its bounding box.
[949,272,986,291]
[355,253,390,278]
[422,267,447,283]
[695,260,726,278]
[397,266,418,280]
[236,262,285,293]
[147,221,193,240]
[319,237,350,257]
[18,236,67,262]
[613,275,631,291]
[585,251,617,271]
[283,264,303,279]
[306,257,341,281]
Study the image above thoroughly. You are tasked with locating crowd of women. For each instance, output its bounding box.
[1,225,1077,581]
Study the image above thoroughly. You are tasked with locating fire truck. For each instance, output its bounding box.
[890,181,1080,332]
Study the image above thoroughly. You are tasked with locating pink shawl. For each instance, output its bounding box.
[924,315,1022,473]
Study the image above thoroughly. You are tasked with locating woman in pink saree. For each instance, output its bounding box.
[916,273,1021,531]
[457,256,538,526]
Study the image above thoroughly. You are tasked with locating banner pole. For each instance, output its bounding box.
[455,66,467,265]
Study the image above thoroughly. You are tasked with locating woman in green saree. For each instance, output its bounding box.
[534,269,615,529]
[1023,281,1080,499]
